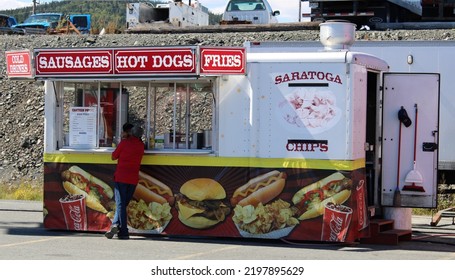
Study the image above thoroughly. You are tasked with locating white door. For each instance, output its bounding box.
[381,73,439,208]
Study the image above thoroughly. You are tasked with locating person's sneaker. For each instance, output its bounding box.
[117,234,130,240]
[104,226,119,239]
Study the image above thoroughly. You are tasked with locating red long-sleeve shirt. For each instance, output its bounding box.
[112,136,144,185]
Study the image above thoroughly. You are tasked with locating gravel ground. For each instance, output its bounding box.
[1,29,454,185]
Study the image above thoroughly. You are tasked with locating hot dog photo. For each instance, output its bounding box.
[127,171,174,233]
[230,170,299,238]
[40,164,116,231]
[292,172,352,220]
[61,165,115,215]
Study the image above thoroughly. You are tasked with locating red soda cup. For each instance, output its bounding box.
[321,202,352,242]
[59,194,88,231]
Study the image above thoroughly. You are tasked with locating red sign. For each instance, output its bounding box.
[5,50,33,78]
[200,47,246,75]
[35,49,113,76]
[114,48,196,74]
[33,47,243,77]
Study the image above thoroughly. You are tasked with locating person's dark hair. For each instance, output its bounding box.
[131,126,143,138]
[122,123,134,132]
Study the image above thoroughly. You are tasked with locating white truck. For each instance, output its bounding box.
[221,0,280,24]
[126,0,209,30]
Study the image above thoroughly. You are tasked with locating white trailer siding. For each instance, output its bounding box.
[352,41,454,171]
[252,40,455,172]
[218,75,253,157]
[219,50,388,161]
[350,63,368,160]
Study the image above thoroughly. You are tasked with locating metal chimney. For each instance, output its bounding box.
[319,20,356,51]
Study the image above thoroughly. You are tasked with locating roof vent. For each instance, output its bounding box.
[319,20,356,51]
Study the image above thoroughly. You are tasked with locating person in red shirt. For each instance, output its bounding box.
[105,124,144,240]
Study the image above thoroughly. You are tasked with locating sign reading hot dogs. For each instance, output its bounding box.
[114,48,195,74]
[200,47,246,75]
[5,50,33,78]
[34,47,198,77]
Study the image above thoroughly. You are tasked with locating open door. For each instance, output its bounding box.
[381,73,439,208]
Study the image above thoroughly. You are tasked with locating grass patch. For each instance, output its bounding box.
[412,192,455,215]
[0,181,43,201]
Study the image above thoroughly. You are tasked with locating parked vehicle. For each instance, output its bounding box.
[221,0,280,24]
[0,14,22,34]
[12,13,91,34]
[12,13,64,34]
[303,0,455,28]
[68,14,91,34]
[126,0,209,31]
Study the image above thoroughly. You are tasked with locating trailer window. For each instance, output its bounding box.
[58,81,213,151]
[60,82,121,149]
[121,82,147,142]
[149,82,213,150]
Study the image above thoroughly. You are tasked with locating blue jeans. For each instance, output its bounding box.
[112,182,136,236]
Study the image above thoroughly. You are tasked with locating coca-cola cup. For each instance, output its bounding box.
[321,202,352,242]
[59,194,88,231]
[356,180,367,230]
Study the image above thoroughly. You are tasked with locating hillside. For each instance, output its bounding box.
[0,0,223,33]
[1,29,455,186]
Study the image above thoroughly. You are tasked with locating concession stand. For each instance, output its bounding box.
[5,21,439,243]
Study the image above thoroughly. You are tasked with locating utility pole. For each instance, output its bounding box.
[32,0,40,15]
[299,0,302,22]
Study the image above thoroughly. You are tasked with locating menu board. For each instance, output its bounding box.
[69,107,97,148]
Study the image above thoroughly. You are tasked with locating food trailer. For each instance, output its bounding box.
[5,21,439,243]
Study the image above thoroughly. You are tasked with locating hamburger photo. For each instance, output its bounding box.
[175,178,231,229]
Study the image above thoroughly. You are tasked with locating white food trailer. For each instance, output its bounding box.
[5,21,438,242]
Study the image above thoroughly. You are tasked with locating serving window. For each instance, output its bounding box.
[60,82,123,149]
[56,80,215,152]
[150,82,214,150]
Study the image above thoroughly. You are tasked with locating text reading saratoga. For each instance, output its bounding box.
[275,71,342,85]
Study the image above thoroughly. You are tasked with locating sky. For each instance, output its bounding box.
[1,0,309,23]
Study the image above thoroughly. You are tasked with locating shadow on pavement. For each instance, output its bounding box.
[2,200,455,255]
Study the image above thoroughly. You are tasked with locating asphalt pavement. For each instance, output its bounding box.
[0,199,454,260]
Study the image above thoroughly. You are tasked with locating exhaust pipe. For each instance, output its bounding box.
[319,20,356,51]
